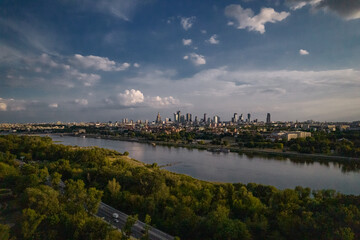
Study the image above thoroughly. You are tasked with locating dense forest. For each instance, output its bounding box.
[1,135,360,239]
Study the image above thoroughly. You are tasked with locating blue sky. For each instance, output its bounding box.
[1,0,360,123]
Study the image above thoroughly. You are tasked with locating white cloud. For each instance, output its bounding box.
[133,63,140,68]
[286,0,360,20]
[70,70,101,86]
[0,102,7,111]
[227,21,235,26]
[299,49,310,55]
[207,34,220,44]
[182,39,192,46]
[74,99,88,106]
[225,4,290,34]
[147,96,180,108]
[201,30,207,34]
[289,1,308,10]
[180,16,196,30]
[183,53,206,66]
[117,89,144,106]
[0,98,27,111]
[67,0,143,21]
[71,54,130,71]
[49,103,58,108]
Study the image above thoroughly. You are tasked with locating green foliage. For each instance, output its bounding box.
[24,185,60,215]
[140,214,151,240]
[107,178,121,197]
[122,214,138,240]
[0,224,10,240]
[21,208,45,240]
[2,135,360,240]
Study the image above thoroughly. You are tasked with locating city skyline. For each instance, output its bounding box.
[1,0,360,123]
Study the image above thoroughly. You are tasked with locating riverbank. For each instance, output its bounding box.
[56,133,360,162]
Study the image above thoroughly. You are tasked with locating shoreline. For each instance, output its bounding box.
[54,133,360,163]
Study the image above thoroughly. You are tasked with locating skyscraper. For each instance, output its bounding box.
[174,110,181,123]
[203,113,207,123]
[266,113,271,124]
[156,112,161,123]
[186,113,192,122]
[174,113,178,123]
[233,113,238,123]
[247,113,251,122]
[240,114,244,122]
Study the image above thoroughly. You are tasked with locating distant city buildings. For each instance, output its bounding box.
[266,113,271,124]
[155,112,161,124]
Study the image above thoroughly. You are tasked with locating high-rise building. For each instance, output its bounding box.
[156,112,161,124]
[194,116,198,123]
[177,110,181,123]
[214,115,219,124]
[174,113,178,123]
[180,115,185,123]
[240,114,244,122]
[186,113,192,122]
[266,113,271,124]
[203,113,207,123]
[247,113,251,122]
[232,113,238,123]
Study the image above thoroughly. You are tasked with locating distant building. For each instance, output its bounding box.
[186,113,192,122]
[214,115,219,124]
[232,113,238,123]
[266,113,271,124]
[203,113,207,123]
[269,131,311,141]
[284,131,312,141]
[239,114,244,122]
[247,113,251,122]
[180,115,185,123]
[155,112,161,124]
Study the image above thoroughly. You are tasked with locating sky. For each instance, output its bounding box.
[1,0,360,123]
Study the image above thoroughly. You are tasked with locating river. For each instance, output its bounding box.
[51,135,360,195]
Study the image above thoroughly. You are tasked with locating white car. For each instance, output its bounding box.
[112,213,119,219]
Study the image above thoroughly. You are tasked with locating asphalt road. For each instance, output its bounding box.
[97,202,174,240]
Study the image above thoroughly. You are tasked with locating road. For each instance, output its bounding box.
[97,202,174,240]
[25,159,174,240]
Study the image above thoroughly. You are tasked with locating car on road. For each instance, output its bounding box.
[112,213,119,219]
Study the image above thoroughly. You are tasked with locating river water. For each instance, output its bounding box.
[51,135,360,195]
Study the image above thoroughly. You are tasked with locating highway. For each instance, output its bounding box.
[44,166,174,240]
[97,202,174,240]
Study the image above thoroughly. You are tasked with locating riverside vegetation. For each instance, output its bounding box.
[1,135,360,239]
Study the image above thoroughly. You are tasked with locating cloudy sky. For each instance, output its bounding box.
[1,0,360,123]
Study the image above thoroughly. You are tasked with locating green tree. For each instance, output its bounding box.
[51,172,62,190]
[0,224,10,240]
[107,178,121,197]
[122,214,138,240]
[21,208,45,240]
[24,185,60,215]
[140,214,151,240]
[64,179,87,213]
[334,227,355,240]
[86,187,103,214]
